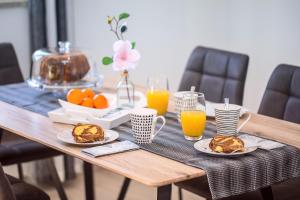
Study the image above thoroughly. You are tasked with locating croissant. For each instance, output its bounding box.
[209,135,245,153]
[72,124,104,143]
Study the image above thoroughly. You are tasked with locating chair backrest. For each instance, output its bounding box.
[258,64,300,124]
[0,163,16,200]
[178,46,249,105]
[0,43,24,85]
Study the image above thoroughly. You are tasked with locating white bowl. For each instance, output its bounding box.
[58,93,117,117]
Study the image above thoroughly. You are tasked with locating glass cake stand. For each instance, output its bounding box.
[27,76,103,91]
[27,41,103,93]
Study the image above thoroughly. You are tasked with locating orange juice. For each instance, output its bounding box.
[181,110,206,138]
[146,89,169,115]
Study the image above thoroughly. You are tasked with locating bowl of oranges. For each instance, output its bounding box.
[58,88,116,117]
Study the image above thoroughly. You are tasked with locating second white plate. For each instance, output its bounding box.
[57,129,119,146]
[194,138,257,157]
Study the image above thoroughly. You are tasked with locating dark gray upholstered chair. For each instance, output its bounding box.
[176,64,300,200]
[258,64,300,123]
[178,46,249,105]
[257,64,300,198]
[0,163,50,200]
[0,43,23,85]
[0,43,67,200]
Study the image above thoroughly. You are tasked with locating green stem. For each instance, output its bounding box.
[113,17,121,40]
[124,70,131,103]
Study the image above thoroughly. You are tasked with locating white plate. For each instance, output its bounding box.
[57,129,119,146]
[205,101,248,118]
[194,138,257,157]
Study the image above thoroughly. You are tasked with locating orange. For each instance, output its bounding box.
[67,89,85,105]
[93,94,109,109]
[82,88,95,98]
[81,97,94,108]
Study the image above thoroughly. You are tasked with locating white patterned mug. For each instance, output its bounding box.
[215,105,241,135]
[174,91,197,122]
[130,108,166,144]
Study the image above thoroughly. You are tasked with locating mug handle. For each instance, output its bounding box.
[237,113,251,133]
[151,116,166,140]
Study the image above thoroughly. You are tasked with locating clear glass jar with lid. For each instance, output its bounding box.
[28,41,102,91]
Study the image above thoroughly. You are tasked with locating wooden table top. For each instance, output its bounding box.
[0,80,299,187]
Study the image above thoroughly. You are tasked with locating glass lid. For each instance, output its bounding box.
[28,41,103,91]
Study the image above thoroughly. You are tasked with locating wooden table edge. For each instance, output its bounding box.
[0,101,205,187]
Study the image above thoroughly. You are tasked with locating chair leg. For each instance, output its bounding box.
[17,163,24,180]
[35,160,52,183]
[63,155,76,180]
[178,187,183,200]
[46,158,68,200]
[0,128,3,143]
[260,186,274,200]
[157,184,172,200]
[117,177,131,200]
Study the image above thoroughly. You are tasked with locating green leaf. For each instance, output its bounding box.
[120,25,127,33]
[131,42,136,49]
[119,13,130,20]
[102,57,113,65]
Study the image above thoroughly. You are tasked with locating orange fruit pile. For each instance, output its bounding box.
[66,88,109,109]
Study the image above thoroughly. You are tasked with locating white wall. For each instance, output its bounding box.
[68,0,300,112]
[0,4,30,78]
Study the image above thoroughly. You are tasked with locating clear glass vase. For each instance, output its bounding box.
[117,70,135,108]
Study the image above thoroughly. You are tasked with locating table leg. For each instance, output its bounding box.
[117,177,131,200]
[83,162,94,200]
[157,184,172,200]
[260,186,274,200]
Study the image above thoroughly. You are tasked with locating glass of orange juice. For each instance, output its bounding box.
[180,92,206,140]
[146,77,169,115]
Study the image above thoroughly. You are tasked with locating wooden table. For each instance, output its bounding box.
[0,81,299,200]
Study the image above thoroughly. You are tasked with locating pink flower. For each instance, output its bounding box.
[112,40,140,71]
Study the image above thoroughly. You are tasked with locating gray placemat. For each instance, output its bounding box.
[114,113,300,199]
[1,83,300,199]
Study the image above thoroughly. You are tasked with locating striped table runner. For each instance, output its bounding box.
[0,83,61,116]
[1,83,300,199]
[114,114,300,199]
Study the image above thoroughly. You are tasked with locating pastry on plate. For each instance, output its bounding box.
[209,135,245,153]
[72,124,104,143]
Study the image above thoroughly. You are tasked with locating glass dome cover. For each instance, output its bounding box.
[28,41,101,90]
